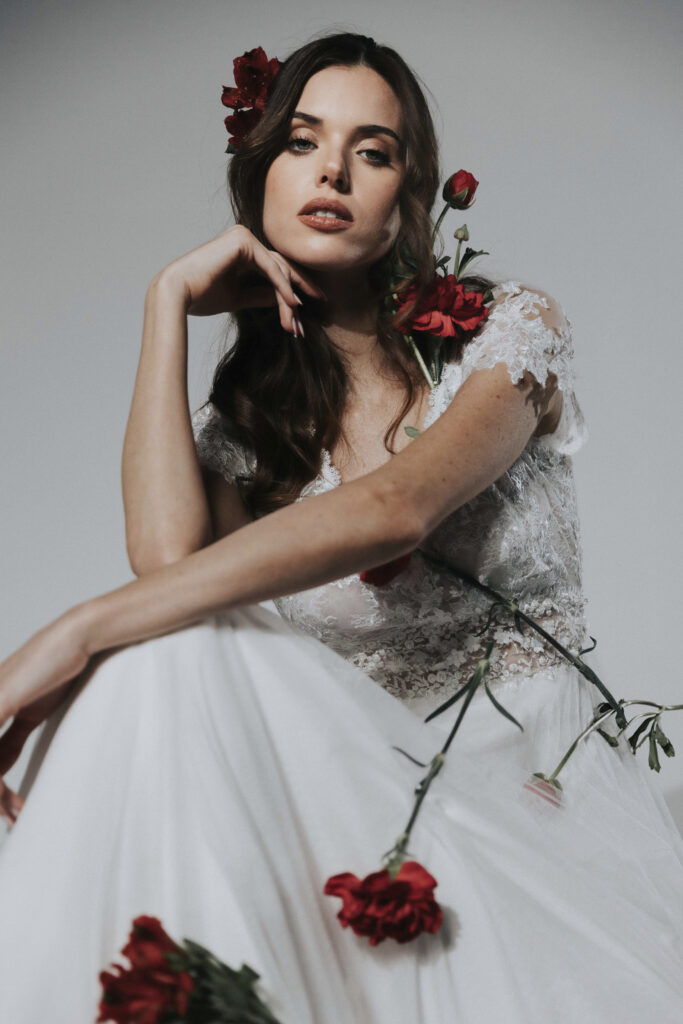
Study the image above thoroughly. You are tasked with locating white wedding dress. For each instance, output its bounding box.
[1,281,682,1023]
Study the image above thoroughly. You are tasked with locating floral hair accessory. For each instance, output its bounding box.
[221,46,281,154]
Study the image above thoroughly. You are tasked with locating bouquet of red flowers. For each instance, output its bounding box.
[98,915,282,1023]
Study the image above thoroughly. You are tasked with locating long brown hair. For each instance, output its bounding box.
[208,30,499,517]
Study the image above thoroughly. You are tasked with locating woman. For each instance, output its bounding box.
[1,30,682,1024]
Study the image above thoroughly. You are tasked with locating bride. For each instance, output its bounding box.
[1,30,683,1024]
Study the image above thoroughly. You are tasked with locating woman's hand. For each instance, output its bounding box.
[0,609,90,828]
[0,610,90,737]
[0,685,76,828]
[156,224,326,333]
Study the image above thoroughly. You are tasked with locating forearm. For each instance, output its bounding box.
[80,476,420,656]
[121,273,211,574]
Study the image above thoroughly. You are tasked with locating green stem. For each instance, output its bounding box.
[415,549,626,728]
[454,238,462,280]
[546,708,615,782]
[546,700,683,782]
[384,644,493,874]
[405,334,437,390]
[431,203,450,247]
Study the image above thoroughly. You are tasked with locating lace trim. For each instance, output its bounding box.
[191,403,256,484]
[422,280,588,457]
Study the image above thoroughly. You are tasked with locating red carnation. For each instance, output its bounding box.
[97,915,194,1023]
[324,860,443,945]
[221,46,280,150]
[442,169,479,209]
[360,552,413,587]
[395,275,489,339]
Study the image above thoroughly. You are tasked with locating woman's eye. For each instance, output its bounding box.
[286,137,390,166]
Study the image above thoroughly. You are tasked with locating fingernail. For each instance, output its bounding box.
[291,317,299,338]
[294,295,304,306]
[295,314,305,338]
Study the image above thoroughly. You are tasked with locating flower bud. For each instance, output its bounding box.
[522,772,563,809]
[453,224,470,241]
[442,170,479,209]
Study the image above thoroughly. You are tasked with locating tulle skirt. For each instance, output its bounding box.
[1,602,682,1023]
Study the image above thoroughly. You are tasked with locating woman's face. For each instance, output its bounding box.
[262,64,405,274]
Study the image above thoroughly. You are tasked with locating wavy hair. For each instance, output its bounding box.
[208,30,499,517]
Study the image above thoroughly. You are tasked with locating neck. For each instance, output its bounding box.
[309,266,394,386]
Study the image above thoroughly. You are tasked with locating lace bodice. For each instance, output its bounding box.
[192,281,590,717]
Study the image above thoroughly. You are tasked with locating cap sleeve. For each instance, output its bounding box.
[191,402,256,485]
[460,279,588,456]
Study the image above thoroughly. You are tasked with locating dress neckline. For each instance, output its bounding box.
[318,279,526,489]
[320,367,453,489]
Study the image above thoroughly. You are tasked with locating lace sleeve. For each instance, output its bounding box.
[190,402,255,485]
[460,280,588,455]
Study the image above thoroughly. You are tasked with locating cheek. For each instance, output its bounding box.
[262,162,288,236]
[371,191,402,251]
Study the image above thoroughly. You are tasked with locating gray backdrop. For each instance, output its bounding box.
[2,0,682,837]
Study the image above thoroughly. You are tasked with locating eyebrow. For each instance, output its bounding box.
[291,110,403,149]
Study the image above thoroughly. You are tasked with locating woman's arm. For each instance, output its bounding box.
[0,346,549,727]
[121,274,214,575]
[121,228,325,575]
[79,354,544,655]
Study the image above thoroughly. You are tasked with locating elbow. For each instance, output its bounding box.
[126,531,213,578]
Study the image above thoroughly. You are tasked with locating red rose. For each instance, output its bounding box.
[97,916,194,1024]
[442,169,479,209]
[395,275,489,339]
[324,860,443,945]
[360,552,413,586]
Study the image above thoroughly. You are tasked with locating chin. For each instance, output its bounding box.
[281,235,391,275]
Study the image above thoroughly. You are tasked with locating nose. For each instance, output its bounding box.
[318,148,350,192]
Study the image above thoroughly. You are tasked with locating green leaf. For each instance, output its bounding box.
[648,731,661,772]
[423,679,472,721]
[627,716,654,753]
[458,248,490,274]
[404,425,421,438]
[483,678,524,732]
[596,727,620,747]
[654,723,675,758]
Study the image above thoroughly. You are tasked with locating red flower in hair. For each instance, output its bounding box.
[395,275,489,339]
[221,46,281,151]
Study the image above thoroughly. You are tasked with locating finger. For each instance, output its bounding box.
[0,718,33,775]
[271,254,327,302]
[251,248,300,332]
[0,780,20,826]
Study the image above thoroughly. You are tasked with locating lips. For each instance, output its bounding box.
[297,198,353,221]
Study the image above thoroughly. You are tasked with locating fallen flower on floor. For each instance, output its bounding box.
[98,914,282,1024]
[324,859,443,946]
[523,772,563,809]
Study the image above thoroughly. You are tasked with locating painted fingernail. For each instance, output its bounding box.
[294,295,304,306]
